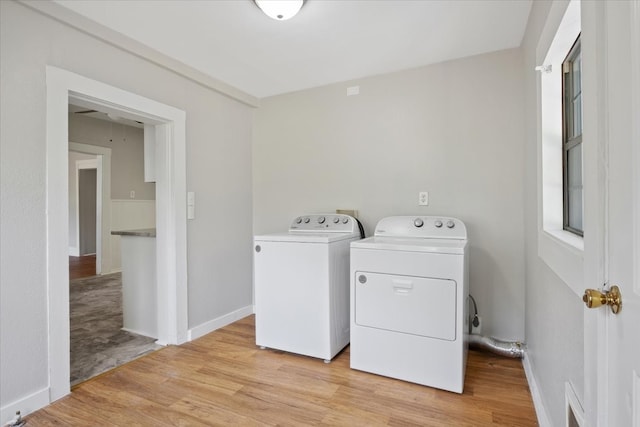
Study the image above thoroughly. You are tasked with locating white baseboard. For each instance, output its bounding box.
[68,246,79,256]
[523,351,552,427]
[188,305,254,341]
[1,386,50,426]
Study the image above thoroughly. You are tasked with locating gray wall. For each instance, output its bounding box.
[253,48,526,341]
[69,114,155,201]
[0,0,253,409]
[521,1,584,425]
[68,116,155,253]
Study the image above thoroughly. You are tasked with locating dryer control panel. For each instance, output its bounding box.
[374,216,467,240]
[290,214,357,233]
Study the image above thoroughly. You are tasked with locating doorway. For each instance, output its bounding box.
[67,116,161,385]
[69,155,99,280]
[46,66,188,402]
[78,167,97,256]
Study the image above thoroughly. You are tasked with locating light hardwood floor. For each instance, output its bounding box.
[28,316,537,426]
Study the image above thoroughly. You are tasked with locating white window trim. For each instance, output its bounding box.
[537,0,584,296]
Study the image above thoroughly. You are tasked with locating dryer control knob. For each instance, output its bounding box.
[446,220,455,229]
[342,218,349,224]
[434,220,443,228]
[414,218,424,228]
[358,275,367,284]
[304,217,310,223]
[318,216,326,224]
[295,217,302,224]
[333,217,340,224]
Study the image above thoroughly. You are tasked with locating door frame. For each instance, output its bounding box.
[75,158,98,257]
[46,66,188,402]
[70,143,112,274]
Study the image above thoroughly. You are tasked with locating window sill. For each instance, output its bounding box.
[538,228,584,297]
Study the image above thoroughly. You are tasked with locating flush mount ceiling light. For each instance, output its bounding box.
[254,0,305,21]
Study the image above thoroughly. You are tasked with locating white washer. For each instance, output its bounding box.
[350,216,469,393]
[254,214,361,362]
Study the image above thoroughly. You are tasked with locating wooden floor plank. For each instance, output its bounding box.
[68,255,96,280]
[27,315,537,426]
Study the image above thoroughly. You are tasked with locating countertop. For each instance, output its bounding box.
[111,228,156,237]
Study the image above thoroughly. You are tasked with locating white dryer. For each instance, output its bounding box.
[350,216,469,393]
[254,214,362,362]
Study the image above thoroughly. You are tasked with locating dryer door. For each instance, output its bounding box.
[354,272,456,341]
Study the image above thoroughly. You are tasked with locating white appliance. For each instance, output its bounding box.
[254,214,361,362]
[350,216,469,393]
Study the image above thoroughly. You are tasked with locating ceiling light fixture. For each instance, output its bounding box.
[254,0,304,21]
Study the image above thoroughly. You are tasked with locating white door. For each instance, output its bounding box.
[583,1,640,426]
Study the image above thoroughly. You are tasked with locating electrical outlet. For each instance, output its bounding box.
[129,190,135,199]
[471,316,482,335]
[418,191,428,206]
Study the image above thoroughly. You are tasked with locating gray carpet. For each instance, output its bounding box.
[70,272,162,386]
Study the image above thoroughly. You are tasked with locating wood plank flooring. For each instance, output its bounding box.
[69,254,96,280]
[28,316,537,426]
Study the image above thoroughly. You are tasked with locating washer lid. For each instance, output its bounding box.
[254,231,360,244]
[351,236,467,254]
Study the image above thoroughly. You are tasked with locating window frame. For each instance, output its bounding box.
[562,35,584,236]
[537,0,584,298]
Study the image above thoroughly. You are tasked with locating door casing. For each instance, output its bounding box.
[46,66,188,402]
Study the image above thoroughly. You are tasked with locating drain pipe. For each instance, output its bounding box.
[468,334,525,359]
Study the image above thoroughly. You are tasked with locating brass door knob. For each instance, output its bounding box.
[582,285,622,314]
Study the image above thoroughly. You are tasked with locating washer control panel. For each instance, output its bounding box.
[290,214,358,233]
[374,216,467,239]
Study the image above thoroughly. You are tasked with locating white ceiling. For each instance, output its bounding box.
[54,0,532,99]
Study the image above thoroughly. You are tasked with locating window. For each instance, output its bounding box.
[537,0,583,296]
[562,36,583,236]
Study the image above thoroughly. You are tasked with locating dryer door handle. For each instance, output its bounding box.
[392,279,413,294]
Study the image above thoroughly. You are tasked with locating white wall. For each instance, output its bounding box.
[0,0,253,415]
[521,1,584,425]
[253,48,526,341]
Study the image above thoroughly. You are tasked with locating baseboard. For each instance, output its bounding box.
[68,246,79,256]
[523,351,552,427]
[188,305,254,341]
[0,386,50,426]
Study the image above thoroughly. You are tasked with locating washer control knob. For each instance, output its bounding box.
[318,216,326,224]
[333,217,340,224]
[446,220,455,229]
[434,220,443,228]
[304,217,310,224]
[255,245,261,253]
[358,275,367,284]
[414,218,424,228]
[295,217,302,224]
[342,218,349,224]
